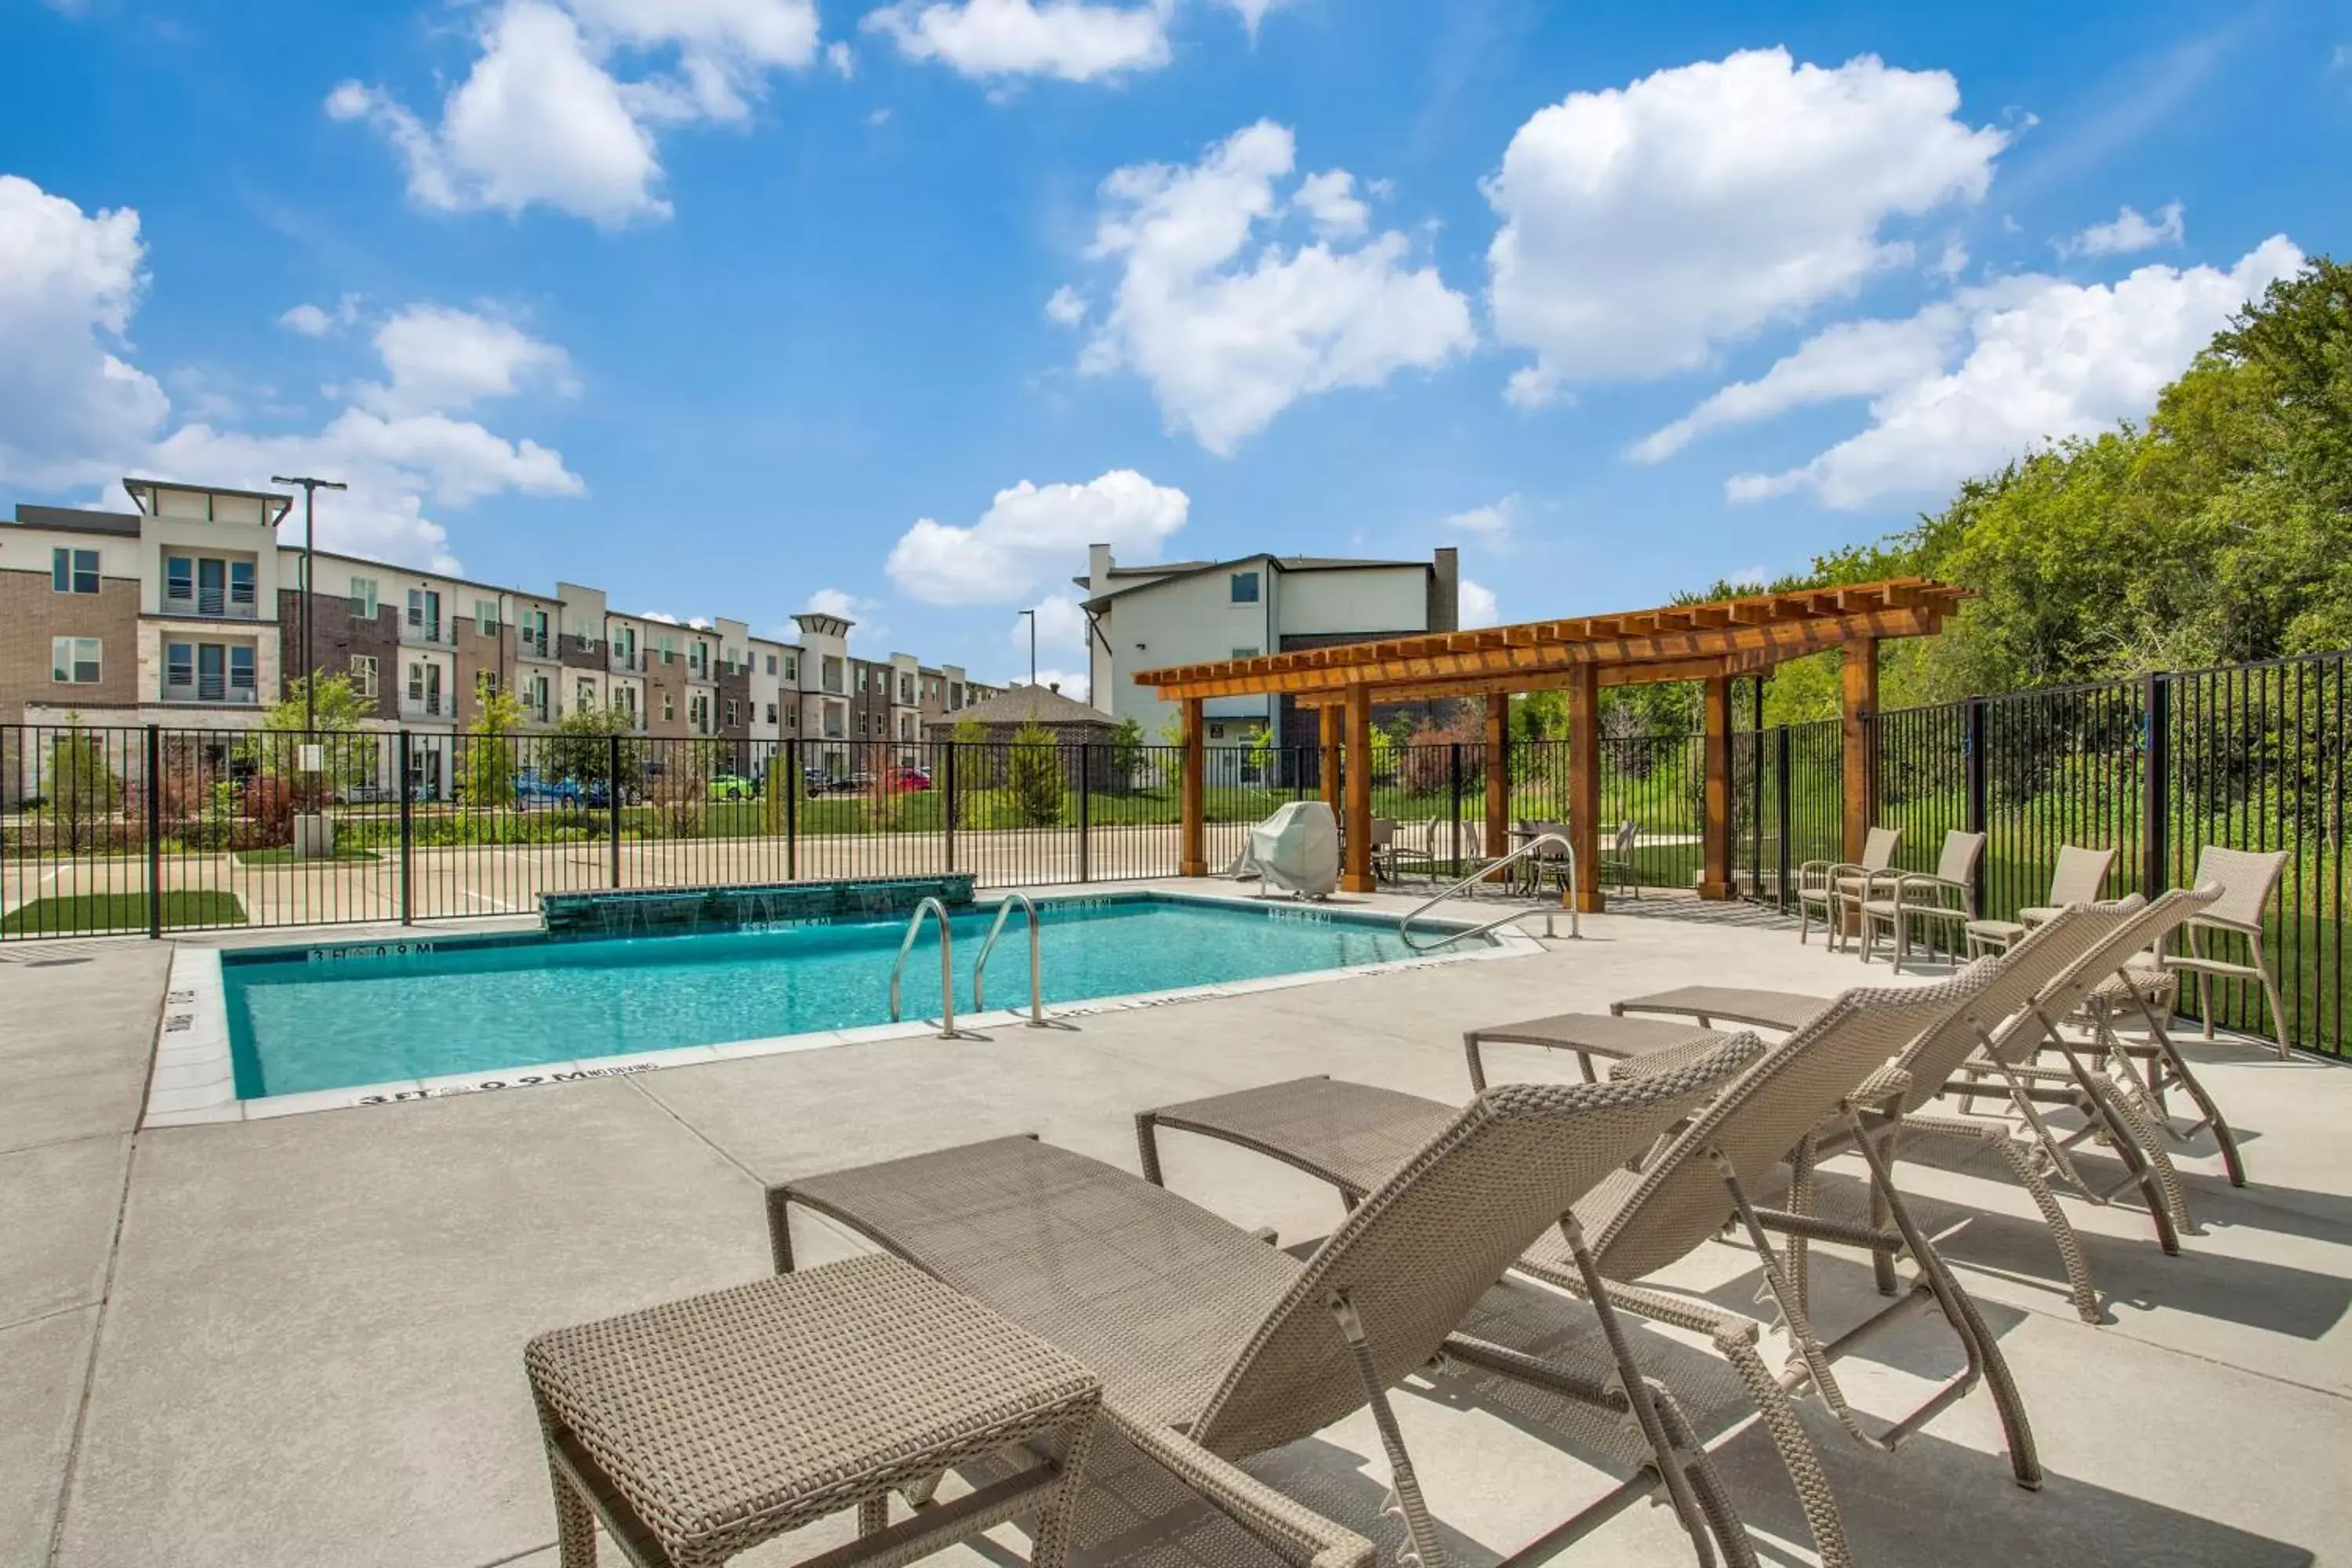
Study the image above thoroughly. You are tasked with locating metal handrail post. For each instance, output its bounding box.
[1398,833,1580,952]
[887,896,960,1039]
[973,892,1049,1026]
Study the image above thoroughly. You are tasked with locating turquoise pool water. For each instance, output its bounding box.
[223,895,1439,1097]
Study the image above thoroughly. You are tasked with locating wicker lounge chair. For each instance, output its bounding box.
[2163,846,2292,1058]
[770,1044,1768,1568]
[1136,971,2045,1568]
[1856,829,1984,971]
[1795,827,1897,950]
[1618,891,2223,1271]
[1965,845,2115,956]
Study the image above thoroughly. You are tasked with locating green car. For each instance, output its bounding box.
[706,772,757,801]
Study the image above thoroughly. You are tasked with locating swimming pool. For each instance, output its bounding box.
[152,891,1528,1118]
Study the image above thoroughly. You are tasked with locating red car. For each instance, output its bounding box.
[891,767,934,791]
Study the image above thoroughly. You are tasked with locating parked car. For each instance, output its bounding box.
[890,767,933,792]
[514,769,583,807]
[707,772,757,801]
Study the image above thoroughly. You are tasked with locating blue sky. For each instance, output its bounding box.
[3,0,2346,689]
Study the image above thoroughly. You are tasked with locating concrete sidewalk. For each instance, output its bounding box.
[3,888,2347,1568]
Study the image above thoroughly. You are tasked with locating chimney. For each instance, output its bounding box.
[1088,543,1114,591]
[1429,546,1459,633]
[1049,681,1062,694]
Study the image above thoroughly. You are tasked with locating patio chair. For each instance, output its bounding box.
[1599,820,1642,898]
[1795,827,1898,951]
[1856,829,1984,971]
[770,1043,1769,1568]
[1965,845,2114,956]
[1613,894,2223,1301]
[1526,820,1574,902]
[1136,971,2045,1568]
[2163,846,2292,1059]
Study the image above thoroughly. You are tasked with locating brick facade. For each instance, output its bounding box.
[0,570,141,721]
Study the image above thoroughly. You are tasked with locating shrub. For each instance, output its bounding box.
[1006,721,1063,827]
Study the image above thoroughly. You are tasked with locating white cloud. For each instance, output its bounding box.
[825,40,855,78]
[1294,169,1367,238]
[0,172,582,572]
[1075,121,1473,453]
[864,0,1172,83]
[279,303,332,336]
[641,610,682,623]
[804,586,874,620]
[887,469,1188,604]
[1218,0,1287,36]
[1044,284,1088,325]
[1458,578,1500,629]
[1484,48,2007,405]
[1443,494,1520,539]
[0,174,166,492]
[1930,238,1969,281]
[2059,201,2185,258]
[1632,307,1964,462]
[1728,236,2303,508]
[328,0,819,227]
[352,305,577,418]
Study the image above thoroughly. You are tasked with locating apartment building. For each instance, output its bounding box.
[1,477,998,785]
[1078,543,1459,745]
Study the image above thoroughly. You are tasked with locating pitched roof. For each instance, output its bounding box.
[1077,550,1431,608]
[932,683,1112,728]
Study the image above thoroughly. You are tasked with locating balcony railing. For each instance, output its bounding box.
[402,618,450,646]
[162,590,260,621]
[400,693,452,720]
[162,681,259,705]
[610,650,642,673]
[520,632,552,660]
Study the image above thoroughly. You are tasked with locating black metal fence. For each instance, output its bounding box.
[5,649,2346,1053]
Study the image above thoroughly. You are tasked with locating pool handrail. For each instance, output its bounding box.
[887,896,960,1039]
[972,892,1049,1027]
[1399,833,1581,952]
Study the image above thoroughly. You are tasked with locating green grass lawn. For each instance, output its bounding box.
[1,890,248,935]
[234,845,382,865]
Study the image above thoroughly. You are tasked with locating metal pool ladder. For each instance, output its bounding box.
[888,897,962,1039]
[1399,832,1581,953]
[972,892,1057,1028]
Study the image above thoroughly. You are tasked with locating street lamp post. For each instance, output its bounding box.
[269,476,347,731]
[1018,608,1036,688]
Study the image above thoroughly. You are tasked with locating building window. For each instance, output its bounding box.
[764,653,778,676]
[350,655,378,698]
[1230,647,1258,660]
[660,636,677,665]
[230,561,256,608]
[166,642,193,691]
[51,548,100,595]
[1230,570,1260,604]
[662,693,675,722]
[689,694,710,732]
[786,708,797,729]
[476,599,499,637]
[784,655,798,682]
[856,713,867,736]
[350,576,379,618]
[765,702,778,724]
[576,680,595,713]
[476,670,499,699]
[166,556,194,601]
[50,637,101,684]
[229,646,255,694]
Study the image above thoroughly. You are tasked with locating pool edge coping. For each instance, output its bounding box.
[141,886,1544,1127]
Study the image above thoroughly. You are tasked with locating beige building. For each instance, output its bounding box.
[1,477,1000,793]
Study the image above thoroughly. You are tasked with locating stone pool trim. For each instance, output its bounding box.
[141,888,1542,1125]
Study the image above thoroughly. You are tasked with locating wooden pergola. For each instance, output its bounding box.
[1134,577,1967,906]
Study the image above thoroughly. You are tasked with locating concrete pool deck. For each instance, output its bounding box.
[3,884,2349,1567]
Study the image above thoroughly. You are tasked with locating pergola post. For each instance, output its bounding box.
[1341,684,1375,893]
[1319,702,1340,811]
[1179,697,1206,877]
[1841,637,1878,863]
[1483,691,1509,877]
[1565,664,1602,913]
[1698,672,1733,900]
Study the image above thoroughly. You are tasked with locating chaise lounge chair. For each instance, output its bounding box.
[769,1043,1768,1568]
[1135,972,2045,1568]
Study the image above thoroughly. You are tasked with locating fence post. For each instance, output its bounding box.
[144,724,162,938]
[785,738,800,881]
[1748,679,1766,898]
[1965,697,1989,910]
[608,731,623,889]
[1773,724,1793,912]
[397,730,414,925]
[942,742,956,874]
[1448,742,1464,870]
[1078,743,1092,884]
[2143,671,2172,897]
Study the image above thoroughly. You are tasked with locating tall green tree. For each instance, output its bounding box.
[463,690,524,807]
